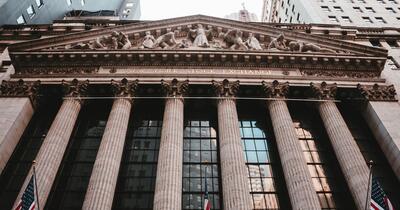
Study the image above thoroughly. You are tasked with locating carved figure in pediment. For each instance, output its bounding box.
[245,33,262,50]
[153,31,178,49]
[140,31,156,49]
[267,34,289,51]
[92,31,131,49]
[188,24,213,48]
[175,39,190,49]
[288,41,336,53]
[221,29,248,50]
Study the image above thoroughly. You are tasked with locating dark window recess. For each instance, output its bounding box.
[386,39,399,48]
[370,39,382,47]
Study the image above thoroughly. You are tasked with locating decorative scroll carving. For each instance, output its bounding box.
[357,84,397,101]
[310,82,337,100]
[212,79,240,97]
[261,80,289,98]
[62,79,89,99]
[245,33,262,50]
[188,24,213,48]
[300,70,380,78]
[0,79,41,105]
[161,78,189,97]
[111,78,138,98]
[220,29,248,50]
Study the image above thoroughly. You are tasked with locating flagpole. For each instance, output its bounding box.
[364,160,373,210]
[32,160,41,210]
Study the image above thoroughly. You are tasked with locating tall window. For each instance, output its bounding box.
[46,101,111,209]
[182,120,221,210]
[26,5,35,18]
[289,102,356,210]
[35,0,44,8]
[113,101,163,210]
[0,98,60,210]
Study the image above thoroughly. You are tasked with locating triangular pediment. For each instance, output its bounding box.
[8,15,387,57]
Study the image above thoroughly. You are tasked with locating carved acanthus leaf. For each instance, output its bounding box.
[357,84,397,101]
[310,82,337,100]
[62,79,89,98]
[261,80,289,98]
[161,78,189,97]
[212,79,240,97]
[111,78,138,98]
[0,79,41,105]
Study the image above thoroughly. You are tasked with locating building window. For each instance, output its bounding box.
[321,6,331,12]
[328,16,339,22]
[35,0,44,8]
[362,16,373,23]
[370,39,382,47]
[386,7,397,12]
[358,0,366,3]
[375,17,387,23]
[26,5,35,18]
[397,17,400,21]
[16,15,26,24]
[365,7,376,12]
[342,16,352,22]
[66,0,72,6]
[387,57,400,69]
[377,0,386,3]
[126,2,134,7]
[81,0,85,6]
[353,6,363,12]
[333,6,344,11]
[386,39,399,47]
[183,120,221,210]
[388,0,398,3]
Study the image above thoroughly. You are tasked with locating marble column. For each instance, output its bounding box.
[82,79,138,210]
[358,84,400,181]
[311,82,369,210]
[153,79,188,210]
[0,80,40,175]
[262,80,321,210]
[212,79,252,210]
[13,79,88,209]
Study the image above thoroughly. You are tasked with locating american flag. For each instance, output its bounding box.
[370,178,395,210]
[204,166,211,210]
[15,175,37,210]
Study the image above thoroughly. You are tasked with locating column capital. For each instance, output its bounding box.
[161,78,189,97]
[0,79,41,106]
[262,80,289,99]
[310,82,337,100]
[111,78,138,99]
[357,83,397,101]
[212,79,240,98]
[62,79,89,100]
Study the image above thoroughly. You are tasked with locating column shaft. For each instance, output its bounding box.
[153,98,184,210]
[14,99,81,208]
[318,101,369,210]
[82,98,131,210]
[268,100,321,210]
[217,99,252,210]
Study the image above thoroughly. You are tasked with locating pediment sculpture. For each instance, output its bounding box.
[66,28,341,54]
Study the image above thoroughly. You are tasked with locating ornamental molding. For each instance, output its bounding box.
[357,83,397,101]
[212,79,240,98]
[261,80,289,98]
[0,79,40,105]
[62,79,89,99]
[161,78,189,97]
[310,82,338,100]
[300,70,380,79]
[111,78,138,98]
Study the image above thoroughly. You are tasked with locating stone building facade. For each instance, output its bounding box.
[0,15,399,210]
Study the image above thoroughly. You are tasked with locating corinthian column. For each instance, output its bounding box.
[153,79,188,210]
[0,79,40,175]
[311,82,369,210]
[212,79,252,210]
[262,81,321,210]
[13,79,88,209]
[82,79,138,210]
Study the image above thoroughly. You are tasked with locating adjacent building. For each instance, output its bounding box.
[0,0,141,26]
[262,0,400,27]
[0,14,399,210]
[224,4,259,22]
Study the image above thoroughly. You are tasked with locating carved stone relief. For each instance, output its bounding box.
[161,78,189,97]
[310,82,337,100]
[262,80,289,98]
[0,79,41,105]
[357,83,397,101]
[212,79,240,97]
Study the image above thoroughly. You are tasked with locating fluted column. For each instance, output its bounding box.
[212,79,252,210]
[12,79,88,209]
[153,79,188,210]
[82,79,138,210]
[0,79,40,175]
[311,82,369,210]
[263,81,321,210]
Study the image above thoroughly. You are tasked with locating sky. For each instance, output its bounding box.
[140,0,263,21]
